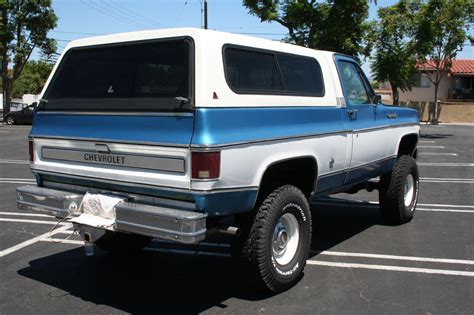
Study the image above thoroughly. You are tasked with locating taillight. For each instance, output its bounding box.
[29,139,34,163]
[191,151,220,179]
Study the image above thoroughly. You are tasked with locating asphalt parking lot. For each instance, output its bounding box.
[0,124,473,314]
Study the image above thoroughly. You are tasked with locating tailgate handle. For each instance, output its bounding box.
[95,144,110,154]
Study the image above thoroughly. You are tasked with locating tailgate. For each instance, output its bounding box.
[30,112,194,190]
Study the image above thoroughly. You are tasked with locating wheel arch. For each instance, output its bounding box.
[396,133,419,158]
[253,155,318,208]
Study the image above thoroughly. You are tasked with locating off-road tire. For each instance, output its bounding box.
[241,185,312,292]
[379,155,419,225]
[94,231,151,253]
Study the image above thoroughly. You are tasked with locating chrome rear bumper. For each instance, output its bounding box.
[16,185,207,244]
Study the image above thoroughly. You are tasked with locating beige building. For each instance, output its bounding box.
[399,59,474,103]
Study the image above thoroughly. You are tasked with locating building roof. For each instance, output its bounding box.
[417,59,474,75]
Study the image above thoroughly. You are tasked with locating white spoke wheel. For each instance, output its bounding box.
[272,213,300,265]
[404,174,415,208]
[379,155,419,225]
[6,116,15,125]
[242,185,312,293]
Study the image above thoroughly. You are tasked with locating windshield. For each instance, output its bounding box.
[42,38,193,111]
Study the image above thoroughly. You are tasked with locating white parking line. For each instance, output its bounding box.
[419,140,435,143]
[417,208,474,213]
[306,261,474,277]
[0,224,72,258]
[418,163,474,167]
[419,145,445,148]
[417,203,474,208]
[142,247,474,277]
[0,218,65,225]
[419,152,458,156]
[313,200,474,213]
[0,211,51,218]
[312,250,474,265]
[0,159,29,164]
[420,177,474,184]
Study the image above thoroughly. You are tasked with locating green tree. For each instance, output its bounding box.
[417,0,473,122]
[0,0,57,117]
[243,0,373,58]
[11,60,52,98]
[370,1,421,106]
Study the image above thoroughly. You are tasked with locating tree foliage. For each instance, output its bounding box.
[0,0,57,115]
[243,0,373,58]
[11,60,52,98]
[370,1,421,105]
[416,0,473,122]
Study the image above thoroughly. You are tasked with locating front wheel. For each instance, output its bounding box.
[379,155,419,225]
[6,116,15,125]
[243,185,312,292]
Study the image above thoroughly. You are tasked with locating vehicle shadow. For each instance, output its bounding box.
[420,133,452,139]
[18,198,381,313]
[309,197,382,254]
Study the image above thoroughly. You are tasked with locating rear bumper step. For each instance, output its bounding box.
[16,185,207,244]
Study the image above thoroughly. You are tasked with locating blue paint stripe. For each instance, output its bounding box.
[31,112,195,146]
[192,106,346,146]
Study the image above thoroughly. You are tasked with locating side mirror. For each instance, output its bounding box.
[373,94,382,105]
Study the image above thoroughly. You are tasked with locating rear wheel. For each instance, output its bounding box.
[94,231,151,253]
[379,155,419,225]
[6,116,15,125]
[238,185,312,292]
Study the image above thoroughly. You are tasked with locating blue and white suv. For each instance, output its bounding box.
[17,28,420,292]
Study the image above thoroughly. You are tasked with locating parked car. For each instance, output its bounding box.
[16,28,420,293]
[5,104,36,125]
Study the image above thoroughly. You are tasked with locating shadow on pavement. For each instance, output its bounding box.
[420,133,452,139]
[18,198,382,313]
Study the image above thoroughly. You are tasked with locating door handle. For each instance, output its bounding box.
[347,109,358,119]
[386,112,397,119]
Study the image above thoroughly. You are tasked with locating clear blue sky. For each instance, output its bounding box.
[34,0,473,79]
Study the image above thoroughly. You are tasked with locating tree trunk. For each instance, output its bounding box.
[391,83,399,106]
[2,78,12,118]
[432,81,439,123]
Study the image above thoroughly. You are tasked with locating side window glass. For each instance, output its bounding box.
[277,54,324,95]
[338,61,370,105]
[224,48,283,92]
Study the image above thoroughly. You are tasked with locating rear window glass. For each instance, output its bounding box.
[224,48,283,92]
[43,38,193,111]
[224,46,325,97]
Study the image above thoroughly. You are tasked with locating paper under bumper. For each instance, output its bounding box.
[70,193,125,229]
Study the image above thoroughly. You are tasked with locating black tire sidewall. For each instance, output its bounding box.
[262,187,311,287]
[398,159,419,219]
[380,155,419,224]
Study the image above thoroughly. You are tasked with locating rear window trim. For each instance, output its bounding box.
[222,44,325,97]
[41,36,195,112]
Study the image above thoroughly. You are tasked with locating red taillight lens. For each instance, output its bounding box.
[191,152,220,179]
[29,139,34,163]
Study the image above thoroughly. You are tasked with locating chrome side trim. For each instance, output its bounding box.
[37,111,194,117]
[190,186,259,194]
[191,130,350,149]
[318,155,397,178]
[33,135,190,148]
[191,123,419,149]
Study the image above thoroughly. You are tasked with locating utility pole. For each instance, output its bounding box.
[204,0,208,29]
